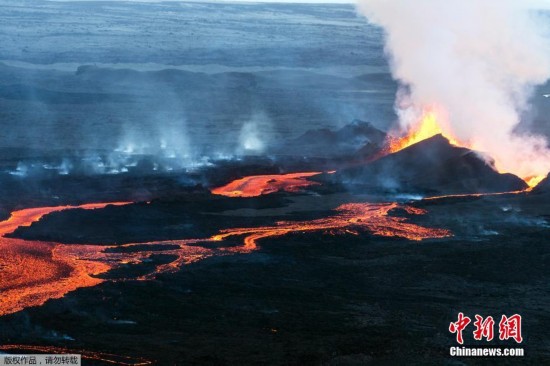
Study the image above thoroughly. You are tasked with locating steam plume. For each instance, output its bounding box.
[238,112,273,154]
[356,0,550,180]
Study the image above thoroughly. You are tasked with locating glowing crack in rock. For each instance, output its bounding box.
[212,202,452,252]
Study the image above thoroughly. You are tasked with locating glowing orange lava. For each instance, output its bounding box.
[524,175,546,189]
[0,201,219,317]
[423,190,525,201]
[384,110,547,188]
[0,202,130,316]
[386,110,462,154]
[0,199,452,317]
[212,202,452,252]
[211,172,323,197]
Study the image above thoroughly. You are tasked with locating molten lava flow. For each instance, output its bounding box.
[0,200,451,317]
[0,199,230,317]
[211,172,323,197]
[386,110,462,154]
[0,203,130,234]
[212,202,451,251]
[423,190,525,201]
[0,200,223,317]
[0,202,130,316]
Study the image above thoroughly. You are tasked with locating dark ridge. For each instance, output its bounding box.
[531,173,550,193]
[337,134,528,195]
[0,84,134,104]
[271,119,386,158]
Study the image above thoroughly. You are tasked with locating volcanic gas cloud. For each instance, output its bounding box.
[357,0,550,186]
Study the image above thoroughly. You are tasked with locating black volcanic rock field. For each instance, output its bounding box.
[1,2,549,364]
[0,119,549,365]
[1,189,549,365]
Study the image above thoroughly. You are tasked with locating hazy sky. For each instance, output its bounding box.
[47,0,350,3]
[47,0,550,6]
[47,0,355,2]
[229,0,549,6]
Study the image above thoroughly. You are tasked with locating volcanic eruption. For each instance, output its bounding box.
[357,0,550,185]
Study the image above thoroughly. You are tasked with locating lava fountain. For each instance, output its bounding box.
[386,109,463,154]
[384,108,545,188]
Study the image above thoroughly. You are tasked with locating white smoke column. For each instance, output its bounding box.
[238,111,274,154]
[239,121,264,153]
[357,0,550,180]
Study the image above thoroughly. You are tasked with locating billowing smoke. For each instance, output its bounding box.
[356,0,550,181]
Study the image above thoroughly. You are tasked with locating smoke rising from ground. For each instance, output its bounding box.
[356,0,550,180]
[238,112,275,155]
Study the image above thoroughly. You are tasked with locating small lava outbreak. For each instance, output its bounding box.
[211,172,324,197]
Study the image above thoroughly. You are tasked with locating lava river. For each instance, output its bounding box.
[212,202,452,252]
[0,197,451,317]
[0,202,223,317]
[0,203,130,316]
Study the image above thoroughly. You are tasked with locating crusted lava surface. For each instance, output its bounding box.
[1,127,549,365]
[1,189,549,365]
